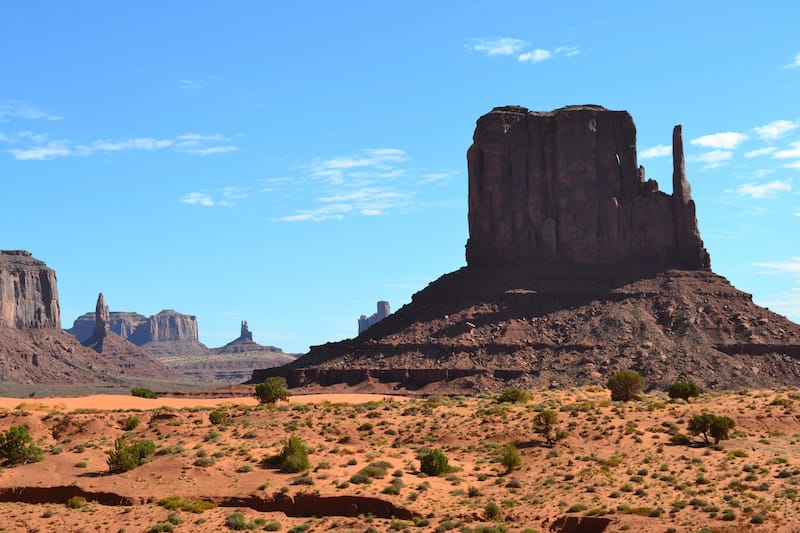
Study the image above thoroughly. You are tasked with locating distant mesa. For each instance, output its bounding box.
[67,308,209,357]
[358,301,390,335]
[213,320,285,355]
[253,105,800,392]
[0,251,178,384]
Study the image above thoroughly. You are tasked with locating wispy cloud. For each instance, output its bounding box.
[468,37,528,56]
[468,37,578,65]
[784,161,800,170]
[278,148,450,222]
[735,179,792,199]
[745,147,778,158]
[755,257,800,275]
[774,141,800,159]
[754,119,798,140]
[691,150,733,169]
[5,132,239,160]
[640,144,671,159]
[690,132,748,150]
[783,52,800,69]
[180,186,246,207]
[0,100,62,121]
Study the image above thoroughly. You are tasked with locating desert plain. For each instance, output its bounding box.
[0,387,798,533]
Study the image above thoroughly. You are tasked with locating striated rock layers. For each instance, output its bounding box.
[68,309,208,357]
[0,250,60,329]
[0,252,178,384]
[252,105,800,393]
[163,321,297,383]
[81,293,180,380]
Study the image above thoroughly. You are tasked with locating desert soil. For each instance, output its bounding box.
[0,388,799,532]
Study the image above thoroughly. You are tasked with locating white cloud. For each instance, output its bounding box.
[774,141,800,159]
[691,150,733,168]
[220,186,248,200]
[640,144,671,159]
[420,170,457,184]
[7,141,71,160]
[468,37,528,56]
[755,257,800,275]
[0,100,62,121]
[754,119,798,140]
[735,180,792,199]
[690,132,748,150]
[180,192,217,207]
[784,161,800,170]
[554,46,580,57]
[745,147,778,158]
[0,132,6,142]
[6,132,239,160]
[518,49,552,63]
[783,52,800,68]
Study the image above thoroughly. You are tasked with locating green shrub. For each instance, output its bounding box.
[254,377,290,404]
[107,438,156,473]
[276,434,309,473]
[687,414,735,444]
[158,496,216,513]
[263,521,281,531]
[147,523,174,533]
[209,408,230,425]
[497,388,530,403]
[0,425,43,466]
[533,409,566,447]
[500,443,521,473]
[668,381,701,400]
[484,500,502,520]
[123,415,140,431]
[225,511,258,530]
[131,387,157,399]
[607,370,645,401]
[66,496,87,509]
[419,448,450,476]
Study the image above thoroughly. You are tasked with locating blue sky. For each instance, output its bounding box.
[1,2,799,353]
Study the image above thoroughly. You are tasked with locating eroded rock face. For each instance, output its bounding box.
[0,250,60,329]
[465,105,710,271]
[68,310,199,345]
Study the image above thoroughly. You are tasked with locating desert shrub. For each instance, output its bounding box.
[131,387,157,399]
[276,434,309,473]
[533,409,567,447]
[123,415,140,431]
[254,377,290,404]
[607,370,645,401]
[209,408,230,425]
[66,496,87,509]
[0,425,43,466]
[225,510,259,530]
[194,457,215,467]
[263,521,281,531]
[419,448,450,476]
[158,496,216,513]
[148,523,175,533]
[484,500,502,520]
[107,438,156,473]
[496,388,530,404]
[668,381,701,400]
[687,414,735,445]
[500,443,521,473]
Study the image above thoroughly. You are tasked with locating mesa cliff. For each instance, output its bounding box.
[253,105,800,392]
[0,252,176,384]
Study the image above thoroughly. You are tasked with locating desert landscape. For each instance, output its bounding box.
[0,387,799,532]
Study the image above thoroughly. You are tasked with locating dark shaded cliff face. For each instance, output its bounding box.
[465,105,710,271]
[0,251,61,329]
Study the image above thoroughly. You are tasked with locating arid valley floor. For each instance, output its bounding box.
[0,388,799,533]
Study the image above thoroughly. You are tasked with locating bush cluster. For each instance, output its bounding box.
[255,377,290,404]
[107,438,156,473]
[274,434,309,473]
[419,448,450,476]
[607,370,645,401]
[131,387,157,399]
[687,414,735,445]
[0,425,43,466]
[668,381,701,400]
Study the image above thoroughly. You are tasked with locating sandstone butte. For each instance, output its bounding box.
[253,105,800,392]
[0,252,177,384]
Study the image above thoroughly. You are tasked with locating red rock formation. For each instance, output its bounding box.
[465,105,709,271]
[0,250,60,328]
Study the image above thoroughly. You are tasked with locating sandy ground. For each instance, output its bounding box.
[0,393,405,412]
[0,388,799,532]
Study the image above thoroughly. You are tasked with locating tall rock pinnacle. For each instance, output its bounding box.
[93,292,110,339]
[465,105,710,271]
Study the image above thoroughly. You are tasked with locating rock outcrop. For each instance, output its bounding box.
[81,293,181,380]
[465,105,710,271]
[0,250,60,329]
[67,309,208,357]
[252,105,800,392]
[358,301,390,335]
[163,321,297,383]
